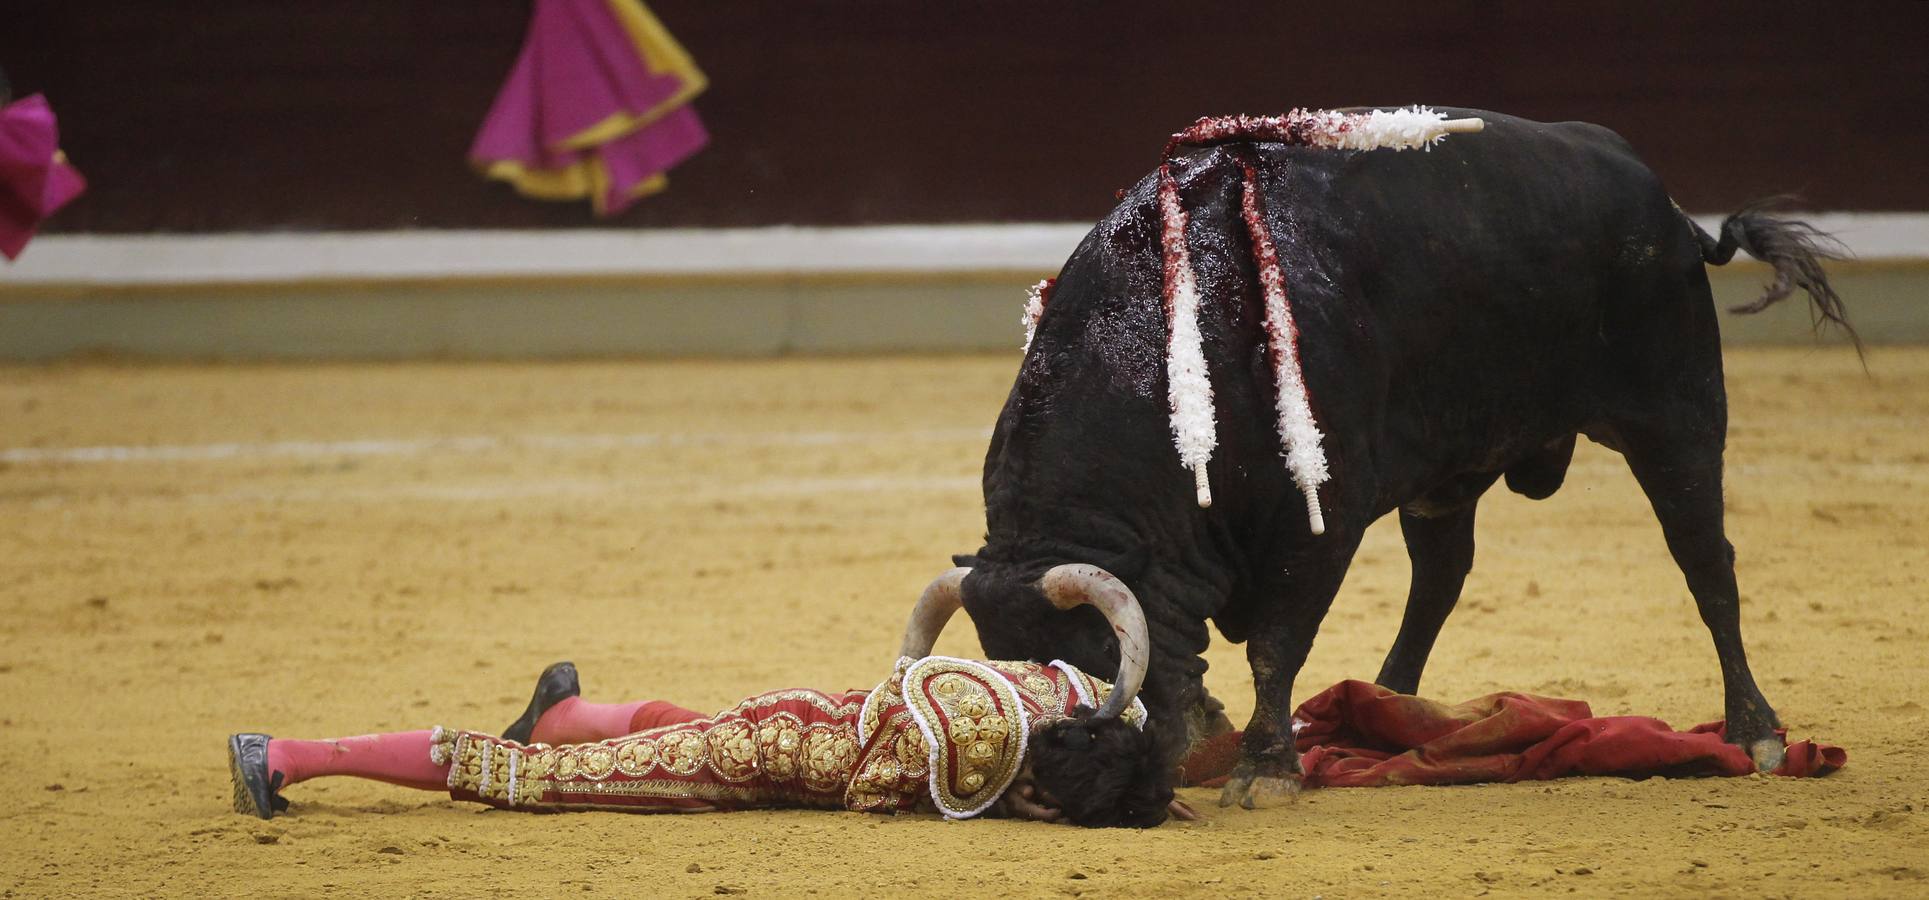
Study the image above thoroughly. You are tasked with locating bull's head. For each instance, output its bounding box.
[898,564,1148,721]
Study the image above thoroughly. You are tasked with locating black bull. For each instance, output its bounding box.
[950,109,1852,808]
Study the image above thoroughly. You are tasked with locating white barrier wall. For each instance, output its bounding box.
[1,220,1920,360]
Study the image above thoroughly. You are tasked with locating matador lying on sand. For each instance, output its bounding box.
[230,567,1197,827]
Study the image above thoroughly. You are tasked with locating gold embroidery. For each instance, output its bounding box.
[902,658,1026,817]
[659,730,708,776]
[732,688,862,719]
[860,659,913,744]
[544,779,768,803]
[844,708,930,813]
[440,659,1134,820]
[518,746,557,805]
[487,742,513,802]
[448,736,476,788]
[985,660,1071,715]
[1046,661,1149,729]
[1083,672,1149,729]
[579,745,618,780]
[428,726,456,767]
[615,738,657,776]
[801,726,859,793]
[706,719,760,782]
[440,689,866,810]
[445,732,528,805]
[756,713,806,782]
[895,723,929,777]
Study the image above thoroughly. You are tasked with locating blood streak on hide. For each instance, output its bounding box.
[1156,163,1217,508]
[1166,106,1477,158]
[1238,161,1329,535]
[1135,106,1479,523]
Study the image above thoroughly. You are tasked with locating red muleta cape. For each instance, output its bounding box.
[1183,680,1844,788]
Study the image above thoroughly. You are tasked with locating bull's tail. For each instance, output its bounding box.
[1688,198,1862,355]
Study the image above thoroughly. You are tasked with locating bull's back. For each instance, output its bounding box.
[1268,110,1702,489]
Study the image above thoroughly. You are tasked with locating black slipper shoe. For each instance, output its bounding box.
[501,661,581,744]
[228,732,288,820]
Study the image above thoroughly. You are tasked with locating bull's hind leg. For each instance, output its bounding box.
[1615,426,1785,771]
[1220,530,1365,809]
[1375,503,1480,695]
[1377,439,1574,694]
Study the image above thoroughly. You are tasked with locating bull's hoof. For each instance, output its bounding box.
[1749,737,1786,774]
[1725,700,1784,774]
[1217,759,1302,809]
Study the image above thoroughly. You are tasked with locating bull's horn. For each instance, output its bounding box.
[1035,564,1150,720]
[897,567,971,661]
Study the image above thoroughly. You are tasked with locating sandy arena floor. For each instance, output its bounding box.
[1,347,1925,897]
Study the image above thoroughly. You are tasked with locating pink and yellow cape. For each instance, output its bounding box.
[0,94,87,261]
[469,0,709,216]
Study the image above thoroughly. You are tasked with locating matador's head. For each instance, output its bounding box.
[894,566,1185,827]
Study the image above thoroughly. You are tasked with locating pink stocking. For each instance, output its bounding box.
[268,731,447,791]
[530,698,705,744]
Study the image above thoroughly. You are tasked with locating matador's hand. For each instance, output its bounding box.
[1000,781,1062,823]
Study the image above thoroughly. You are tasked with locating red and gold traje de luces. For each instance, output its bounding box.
[432,656,1145,818]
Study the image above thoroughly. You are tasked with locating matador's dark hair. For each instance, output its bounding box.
[1028,707,1173,828]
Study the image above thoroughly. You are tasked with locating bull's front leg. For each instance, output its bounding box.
[1219,536,1361,809]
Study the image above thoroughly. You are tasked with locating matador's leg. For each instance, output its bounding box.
[504,662,706,744]
[533,698,706,743]
[266,730,447,790]
[229,729,448,818]
[229,664,729,819]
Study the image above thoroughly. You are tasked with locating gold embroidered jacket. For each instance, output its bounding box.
[432,656,1146,818]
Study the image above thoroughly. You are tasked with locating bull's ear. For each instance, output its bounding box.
[951,553,982,568]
